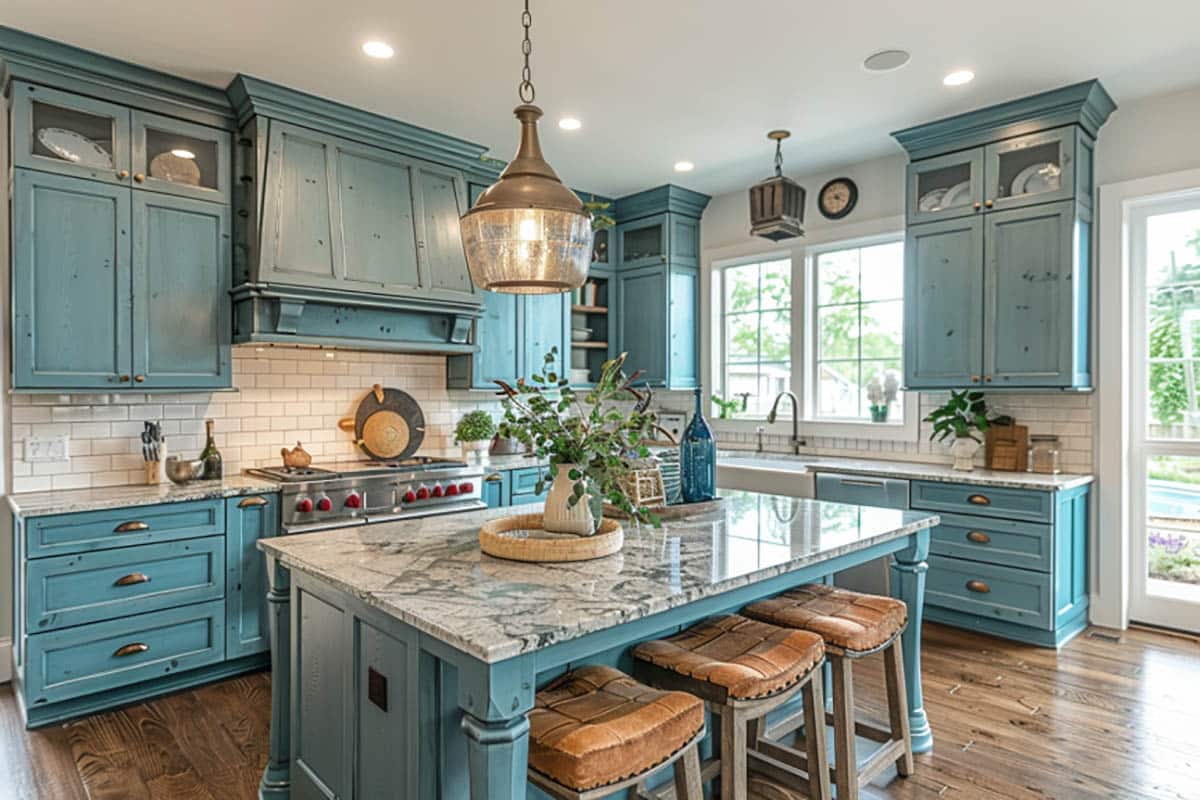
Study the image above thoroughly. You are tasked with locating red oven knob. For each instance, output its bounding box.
[316,496,332,512]
[403,489,417,503]
[445,483,459,496]
[296,497,313,513]
[415,486,430,500]
[431,484,444,498]
[460,482,474,494]
[345,492,362,509]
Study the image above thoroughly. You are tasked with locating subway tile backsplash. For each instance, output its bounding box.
[9,347,1094,493]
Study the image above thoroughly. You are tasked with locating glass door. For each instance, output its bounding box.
[1129,191,1200,633]
[131,110,231,203]
[11,82,131,184]
[905,148,983,225]
[984,128,1076,212]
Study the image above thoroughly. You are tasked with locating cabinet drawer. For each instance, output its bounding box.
[930,513,1051,572]
[910,481,1051,523]
[926,555,1051,630]
[26,500,225,558]
[23,600,225,705]
[816,473,910,509]
[26,537,225,633]
[509,466,546,498]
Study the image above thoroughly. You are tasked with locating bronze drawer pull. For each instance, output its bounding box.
[484,473,503,483]
[966,580,991,594]
[238,496,269,508]
[114,572,150,587]
[966,531,991,544]
[114,521,150,533]
[113,642,150,657]
[967,494,991,506]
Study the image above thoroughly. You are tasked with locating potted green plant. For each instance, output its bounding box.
[711,395,741,420]
[495,348,659,534]
[454,410,496,460]
[924,390,990,471]
[866,370,900,423]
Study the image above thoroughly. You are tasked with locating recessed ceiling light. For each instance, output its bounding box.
[674,161,695,173]
[362,40,395,59]
[943,69,975,87]
[863,49,911,72]
[558,117,582,131]
[170,149,196,160]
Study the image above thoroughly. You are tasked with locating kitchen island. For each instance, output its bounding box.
[257,490,939,799]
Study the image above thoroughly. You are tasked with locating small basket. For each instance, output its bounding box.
[479,514,623,563]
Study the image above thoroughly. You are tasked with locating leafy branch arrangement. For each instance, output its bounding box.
[582,198,616,231]
[494,348,660,526]
[711,395,741,420]
[924,390,990,443]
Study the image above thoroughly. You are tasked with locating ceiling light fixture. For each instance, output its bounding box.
[863,49,911,72]
[748,130,805,241]
[170,149,196,159]
[558,117,582,130]
[362,40,395,59]
[943,69,975,86]
[674,161,695,173]
[458,0,592,294]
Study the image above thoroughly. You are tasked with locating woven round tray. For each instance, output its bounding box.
[479,514,624,563]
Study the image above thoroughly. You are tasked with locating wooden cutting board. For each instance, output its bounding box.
[986,423,1028,472]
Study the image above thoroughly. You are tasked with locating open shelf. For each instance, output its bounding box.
[571,341,609,349]
[572,305,608,314]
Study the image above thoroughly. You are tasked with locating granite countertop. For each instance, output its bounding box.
[7,475,280,518]
[718,450,1094,491]
[468,453,549,472]
[258,489,939,664]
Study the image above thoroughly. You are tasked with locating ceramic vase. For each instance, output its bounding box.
[951,437,981,471]
[543,464,596,535]
[461,439,489,462]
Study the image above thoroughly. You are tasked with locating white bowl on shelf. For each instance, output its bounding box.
[571,327,593,342]
[570,368,591,384]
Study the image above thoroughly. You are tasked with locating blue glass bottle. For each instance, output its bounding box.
[680,388,716,502]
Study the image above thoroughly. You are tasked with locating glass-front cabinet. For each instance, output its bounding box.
[984,127,1076,213]
[618,213,668,268]
[905,149,984,225]
[132,110,230,202]
[11,83,131,184]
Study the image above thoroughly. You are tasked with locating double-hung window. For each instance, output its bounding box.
[719,258,792,417]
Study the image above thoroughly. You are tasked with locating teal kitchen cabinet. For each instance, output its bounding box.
[10,82,132,185]
[225,494,279,659]
[130,109,231,204]
[617,213,668,269]
[447,292,569,389]
[12,492,278,727]
[523,291,571,375]
[482,471,509,508]
[893,80,1115,391]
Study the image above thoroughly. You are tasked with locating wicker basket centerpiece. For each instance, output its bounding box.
[479,514,624,562]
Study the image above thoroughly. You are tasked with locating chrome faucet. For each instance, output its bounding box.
[766,391,806,455]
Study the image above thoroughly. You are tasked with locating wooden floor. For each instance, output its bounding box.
[1,623,1197,799]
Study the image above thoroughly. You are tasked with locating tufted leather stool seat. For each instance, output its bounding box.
[528,665,705,795]
[741,583,907,653]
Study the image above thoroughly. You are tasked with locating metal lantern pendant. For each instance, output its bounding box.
[749,130,806,241]
[459,0,593,294]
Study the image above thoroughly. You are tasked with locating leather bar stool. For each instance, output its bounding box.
[742,584,913,800]
[632,614,830,800]
[528,665,706,799]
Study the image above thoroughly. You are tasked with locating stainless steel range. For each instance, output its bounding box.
[247,457,486,534]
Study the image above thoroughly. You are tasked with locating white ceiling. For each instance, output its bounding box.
[4,1,1199,198]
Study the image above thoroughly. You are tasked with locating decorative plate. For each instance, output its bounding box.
[36,128,112,168]
[940,181,971,208]
[149,151,202,185]
[1011,162,1061,196]
[917,187,949,212]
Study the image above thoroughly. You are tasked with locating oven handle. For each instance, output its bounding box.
[368,500,488,524]
[282,518,368,535]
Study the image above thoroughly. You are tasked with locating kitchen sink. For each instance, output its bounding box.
[716,452,815,498]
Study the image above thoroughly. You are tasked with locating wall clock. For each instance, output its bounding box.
[818,177,858,220]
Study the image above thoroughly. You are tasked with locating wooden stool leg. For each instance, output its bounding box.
[803,672,833,800]
[672,741,704,800]
[720,706,748,800]
[884,639,915,777]
[831,655,859,800]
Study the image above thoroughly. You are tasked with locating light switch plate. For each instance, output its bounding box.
[25,434,70,463]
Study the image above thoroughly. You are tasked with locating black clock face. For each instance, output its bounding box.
[819,178,858,220]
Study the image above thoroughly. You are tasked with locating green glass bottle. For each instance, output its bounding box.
[200,418,223,479]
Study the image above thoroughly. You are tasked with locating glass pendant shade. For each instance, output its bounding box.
[460,104,593,294]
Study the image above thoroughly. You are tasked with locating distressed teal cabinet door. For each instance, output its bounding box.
[906,149,984,225]
[618,214,669,269]
[131,192,232,388]
[259,122,339,287]
[669,215,700,268]
[225,494,279,659]
[984,200,1083,386]
[12,170,132,389]
[10,82,133,186]
[522,293,569,375]
[414,161,476,304]
[669,268,699,388]
[617,266,668,386]
[904,217,985,388]
[479,291,522,384]
[984,128,1076,214]
[131,110,232,204]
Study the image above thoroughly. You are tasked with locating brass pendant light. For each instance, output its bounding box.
[459,0,593,294]
[749,130,806,241]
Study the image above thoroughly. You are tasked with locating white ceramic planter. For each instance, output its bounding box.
[543,464,596,535]
[951,437,981,471]
[461,440,489,461]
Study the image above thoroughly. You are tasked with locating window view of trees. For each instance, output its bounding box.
[1147,215,1200,439]
[722,259,790,416]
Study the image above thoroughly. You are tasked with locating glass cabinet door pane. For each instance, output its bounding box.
[622,221,665,265]
[994,140,1063,202]
[915,161,974,214]
[143,126,220,192]
[592,228,609,265]
[30,99,118,170]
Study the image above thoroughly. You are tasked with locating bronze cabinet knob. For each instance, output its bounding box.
[134,374,145,383]
[966,530,991,544]
[117,169,130,179]
[134,173,146,183]
[119,374,131,382]
[973,201,982,211]
[984,375,993,383]
[984,199,994,208]
[970,375,981,383]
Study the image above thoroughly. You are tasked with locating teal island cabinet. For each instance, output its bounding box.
[257,491,939,799]
[480,463,551,508]
[2,30,235,391]
[8,484,279,728]
[892,80,1116,391]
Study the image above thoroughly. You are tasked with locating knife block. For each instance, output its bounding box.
[145,438,168,485]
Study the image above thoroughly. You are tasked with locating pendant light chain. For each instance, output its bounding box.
[518,0,535,103]
[774,137,784,177]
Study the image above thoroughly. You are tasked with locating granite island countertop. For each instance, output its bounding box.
[719,450,1094,491]
[7,475,280,518]
[258,489,939,663]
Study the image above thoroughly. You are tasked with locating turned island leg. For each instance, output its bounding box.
[891,527,933,753]
[259,556,292,799]
[456,654,536,799]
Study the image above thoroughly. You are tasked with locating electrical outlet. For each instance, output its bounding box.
[25,434,70,463]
